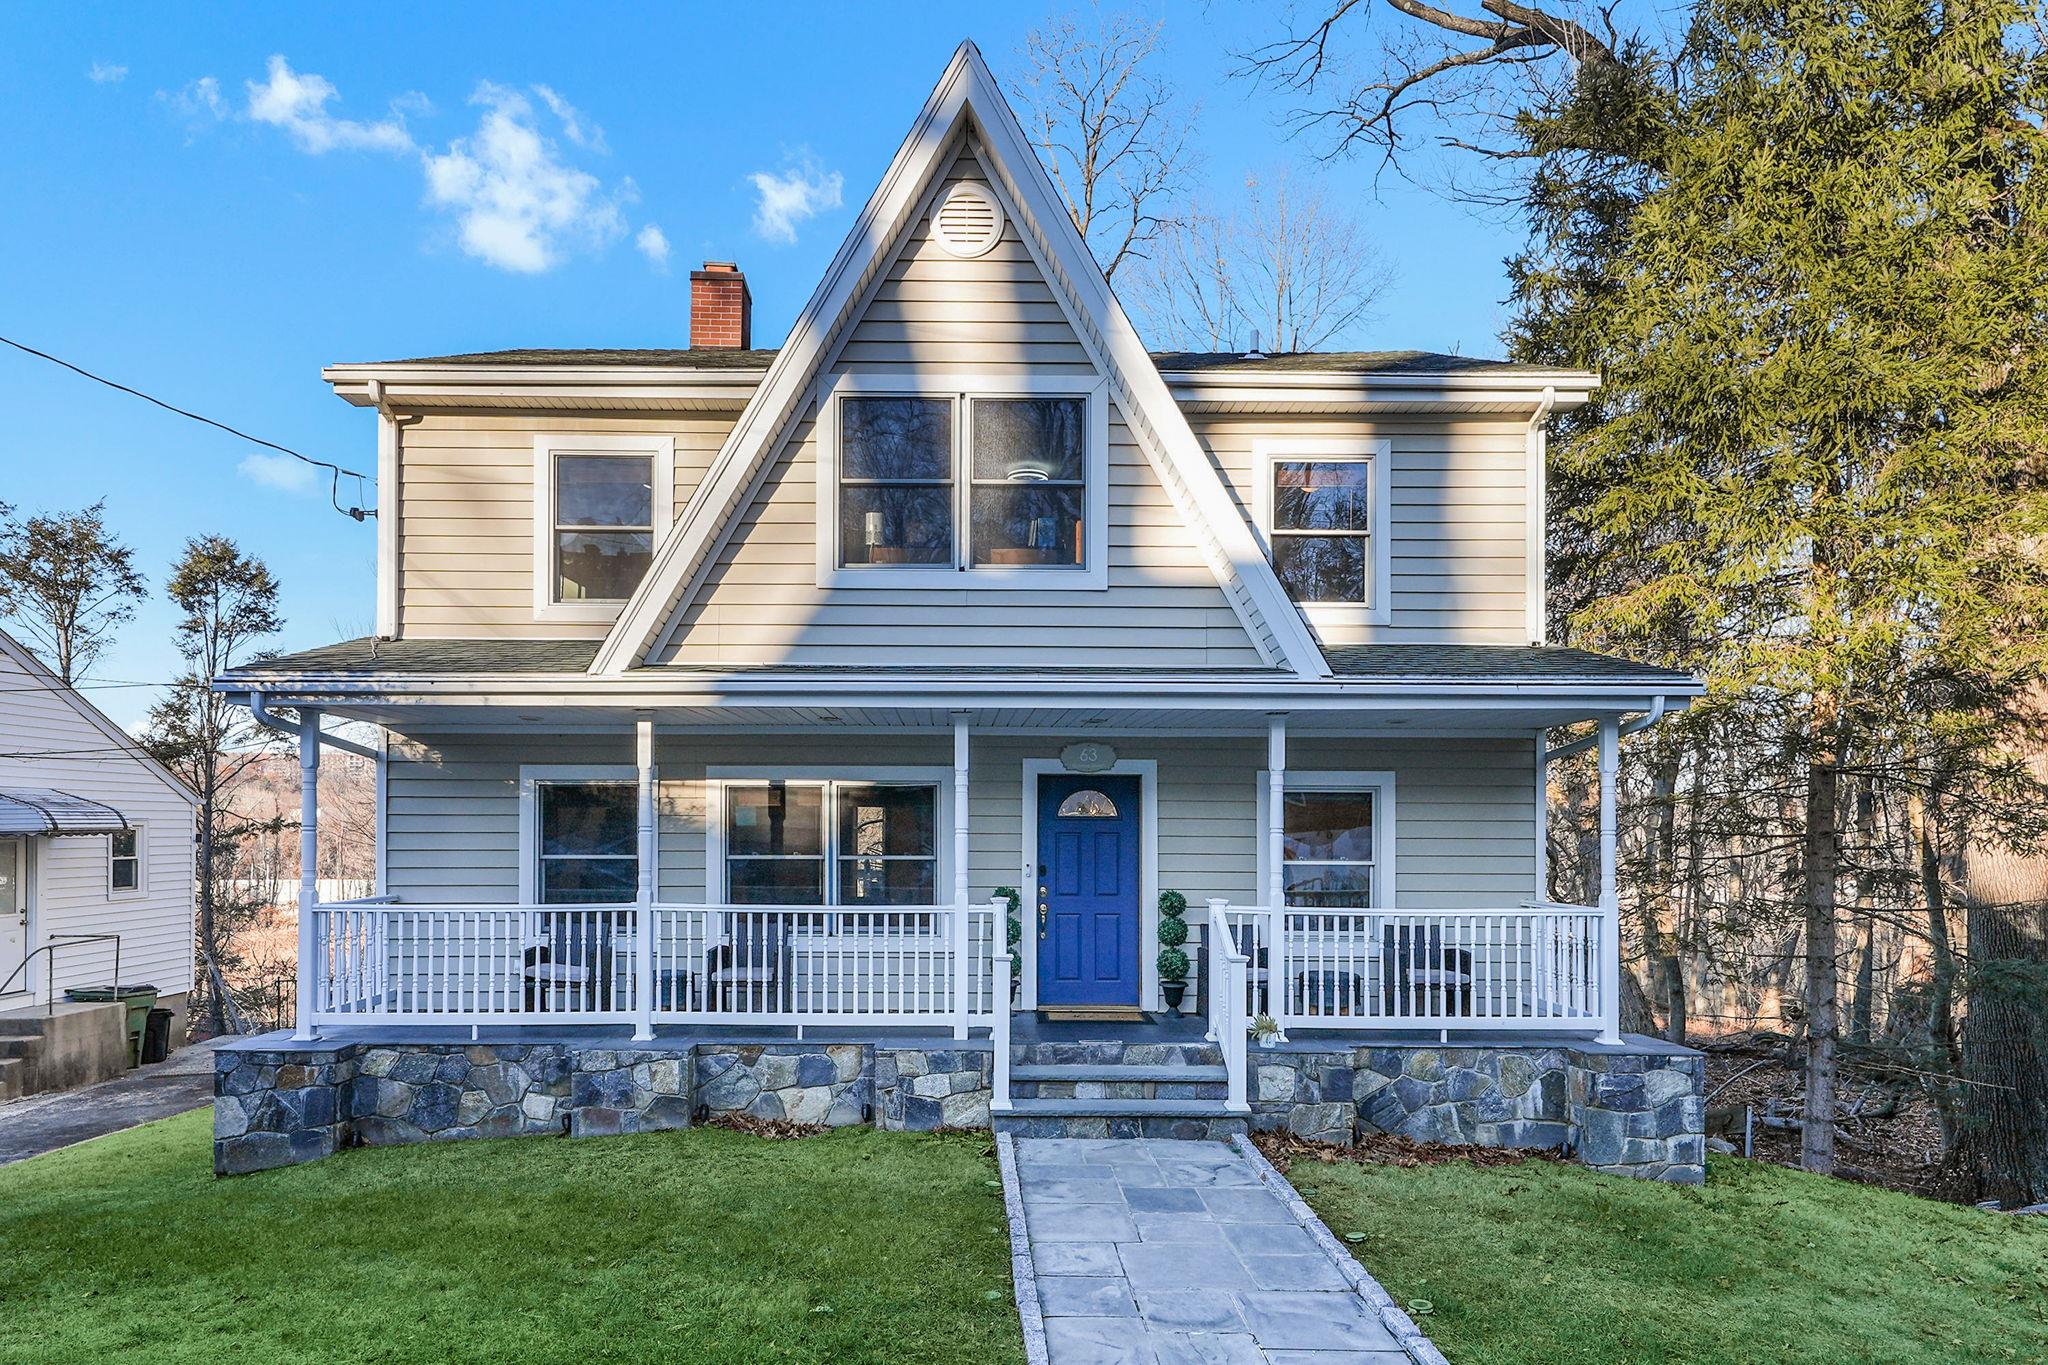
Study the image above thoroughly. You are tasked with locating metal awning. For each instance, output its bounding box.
[0,787,129,836]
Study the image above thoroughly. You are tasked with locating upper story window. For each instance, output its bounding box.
[1254,437,1391,627]
[819,377,1108,590]
[532,436,675,623]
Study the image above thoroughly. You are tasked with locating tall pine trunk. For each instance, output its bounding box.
[1802,694,1843,1173]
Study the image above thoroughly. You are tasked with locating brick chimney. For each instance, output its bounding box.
[689,261,752,349]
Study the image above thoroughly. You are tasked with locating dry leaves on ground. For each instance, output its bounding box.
[1252,1128,1564,1175]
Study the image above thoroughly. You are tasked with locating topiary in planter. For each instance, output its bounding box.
[1157,890,1190,1014]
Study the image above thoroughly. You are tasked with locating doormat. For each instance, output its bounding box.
[1037,1006,1149,1023]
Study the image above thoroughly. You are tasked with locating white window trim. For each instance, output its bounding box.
[1252,436,1393,628]
[1019,758,1159,1011]
[107,824,145,899]
[705,765,955,929]
[531,435,675,623]
[517,765,639,904]
[1256,770,1398,911]
[814,372,1111,591]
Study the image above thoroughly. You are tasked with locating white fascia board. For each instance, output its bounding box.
[948,45,1328,679]
[587,47,981,678]
[325,367,763,411]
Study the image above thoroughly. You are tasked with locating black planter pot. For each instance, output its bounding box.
[1161,980,1187,1017]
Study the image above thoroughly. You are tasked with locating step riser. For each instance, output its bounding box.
[1012,1042,1223,1068]
[995,1114,1248,1140]
[1011,1079,1229,1102]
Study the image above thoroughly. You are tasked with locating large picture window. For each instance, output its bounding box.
[825,381,1104,586]
[721,778,940,929]
[535,782,638,904]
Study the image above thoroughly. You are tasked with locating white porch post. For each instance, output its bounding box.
[951,712,972,1040]
[633,716,657,1041]
[1597,716,1622,1043]
[293,709,321,1041]
[1266,715,1287,1029]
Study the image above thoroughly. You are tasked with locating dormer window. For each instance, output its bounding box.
[1254,437,1392,627]
[820,376,1108,589]
[532,435,674,622]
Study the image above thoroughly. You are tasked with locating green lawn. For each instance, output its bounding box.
[1288,1153,2048,1364]
[0,1111,1023,1365]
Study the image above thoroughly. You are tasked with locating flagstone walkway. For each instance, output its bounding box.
[999,1135,1443,1365]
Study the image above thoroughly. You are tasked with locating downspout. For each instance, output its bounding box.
[245,691,380,762]
[1542,694,1669,764]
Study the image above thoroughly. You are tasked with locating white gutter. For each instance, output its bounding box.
[1543,694,1670,762]
[245,690,382,761]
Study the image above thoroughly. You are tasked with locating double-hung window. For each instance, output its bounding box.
[823,380,1106,587]
[532,436,674,621]
[532,780,638,904]
[1258,772,1395,912]
[1254,438,1391,624]
[108,827,142,895]
[719,776,942,931]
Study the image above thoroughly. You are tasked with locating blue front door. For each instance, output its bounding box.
[1036,774,1142,1007]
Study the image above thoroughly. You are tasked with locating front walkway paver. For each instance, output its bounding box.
[997,1134,1445,1365]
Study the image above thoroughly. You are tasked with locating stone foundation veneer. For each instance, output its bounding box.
[216,1032,1701,1183]
[214,1036,994,1175]
[1251,1037,1705,1184]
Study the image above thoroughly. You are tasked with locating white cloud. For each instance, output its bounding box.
[240,451,318,494]
[88,62,127,85]
[245,55,413,154]
[749,154,843,245]
[635,223,671,270]
[163,75,227,125]
[533,84,606,153]
[421,83,629,273]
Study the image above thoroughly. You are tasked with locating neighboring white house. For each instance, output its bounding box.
[212,42,1704,1146]
[0,627,197,1045]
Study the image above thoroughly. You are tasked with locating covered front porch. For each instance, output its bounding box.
[239,673,1670,1121]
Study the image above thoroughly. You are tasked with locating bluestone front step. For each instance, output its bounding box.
[992,1095,1249,1141]
[1009,1062,1229,1103]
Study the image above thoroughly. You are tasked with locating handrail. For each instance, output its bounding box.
[0,933,121,1017]
[989,897,1013,1113]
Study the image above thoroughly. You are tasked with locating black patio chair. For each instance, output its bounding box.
[1380,923,1474,1017]
[523,913,613,1012]
[705,913,792,1013]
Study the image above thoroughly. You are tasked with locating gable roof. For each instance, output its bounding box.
[0,627,198,807]
[589,41,1330,680]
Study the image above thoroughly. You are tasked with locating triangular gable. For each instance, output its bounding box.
[0,628,198,806]
[592,40,1327,678]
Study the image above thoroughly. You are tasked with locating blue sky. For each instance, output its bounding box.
[0,3,1529,727]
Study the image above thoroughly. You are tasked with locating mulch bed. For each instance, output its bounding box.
[702,1112,830,1140]
[1252,1128,1565,1175]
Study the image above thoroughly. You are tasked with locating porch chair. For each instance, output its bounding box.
[705,914,793,1014]
[523,915,612,1012]
[1379,923,1475,1017]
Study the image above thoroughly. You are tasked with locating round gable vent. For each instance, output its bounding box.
[931,182,1005,258]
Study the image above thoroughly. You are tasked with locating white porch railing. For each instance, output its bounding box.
[306,899,1004,1035]
[1211,900,1617,1042]
[1203,900,1252,1112]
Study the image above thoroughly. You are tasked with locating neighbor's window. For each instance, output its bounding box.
[108,828,141,893]
[839,398,954,566]
[535,782,638,904]
[724,780,939,928]
[554,454,654,601]
[970,398,1086,567]
[836,391,1091,572]
[1280,790,1375,909]
[1270,458,1372,604]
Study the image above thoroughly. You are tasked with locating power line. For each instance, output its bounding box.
[0,333,375,522]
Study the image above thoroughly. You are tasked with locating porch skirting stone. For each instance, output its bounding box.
[213,1036,995,1174]
[1248,1035,1705,1184]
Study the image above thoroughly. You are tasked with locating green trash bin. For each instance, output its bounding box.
[65,985,159,1065]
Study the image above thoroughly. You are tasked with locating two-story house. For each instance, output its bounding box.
[210,43,1707,1182]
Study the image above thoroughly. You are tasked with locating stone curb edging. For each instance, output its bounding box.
[994,1132,1051,1365]
[1230,1134,1450,1365]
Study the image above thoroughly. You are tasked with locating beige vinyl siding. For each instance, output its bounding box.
[396,412,736,639]
[0,648,196,1004]
[1189,414,1532,646]
[381,730,1535,914]
[654,147,1263,668]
